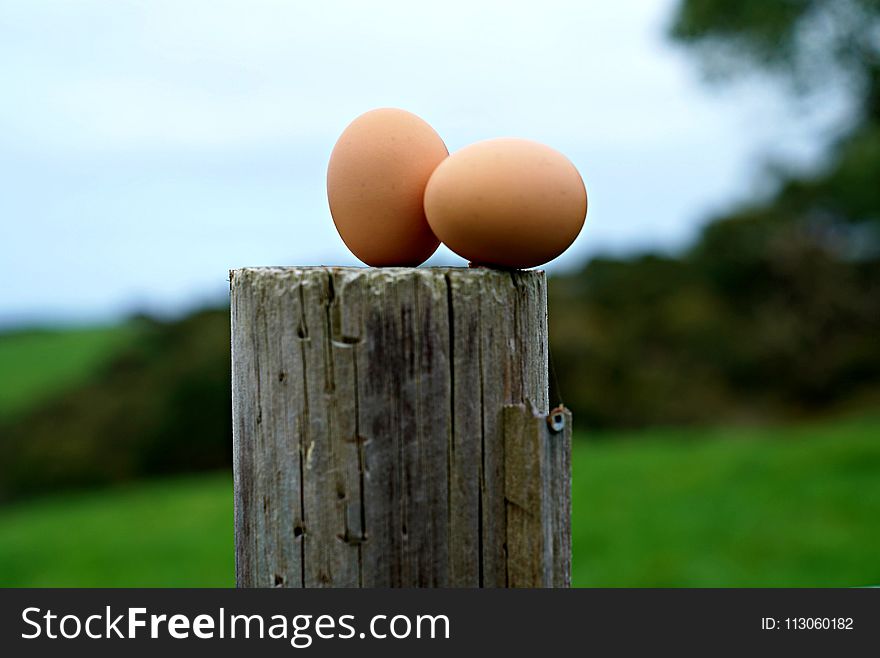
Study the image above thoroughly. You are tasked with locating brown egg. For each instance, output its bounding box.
[327,108,448,266]
[424,138,587,268]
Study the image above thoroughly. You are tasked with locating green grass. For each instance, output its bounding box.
[0,416,877,587]
[0,475,234,587]
[0,325,137,421]
[572,416,880,587]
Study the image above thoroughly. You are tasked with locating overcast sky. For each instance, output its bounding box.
[0,0,841,325]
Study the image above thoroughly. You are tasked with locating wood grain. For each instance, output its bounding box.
[503,404,572,587]
[231,266,568,587]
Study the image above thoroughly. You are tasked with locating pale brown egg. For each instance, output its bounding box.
[327,108,448,266]
[423,138,587,269]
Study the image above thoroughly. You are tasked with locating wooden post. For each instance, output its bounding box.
[230,266,570,587]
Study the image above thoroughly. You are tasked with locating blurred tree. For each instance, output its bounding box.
[671,0,880,112]
[671,0,880,233]
[548,1,880,429]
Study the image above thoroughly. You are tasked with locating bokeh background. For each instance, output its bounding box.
[1,0,878,586]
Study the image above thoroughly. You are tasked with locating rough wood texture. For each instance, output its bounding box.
[231,266,569,587]
[503,404,572,587]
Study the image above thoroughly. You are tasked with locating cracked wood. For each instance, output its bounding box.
[231,266,568,587]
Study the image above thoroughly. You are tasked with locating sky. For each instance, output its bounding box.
[0,0,844,325]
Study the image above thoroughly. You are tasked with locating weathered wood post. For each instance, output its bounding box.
[231,266,570,587]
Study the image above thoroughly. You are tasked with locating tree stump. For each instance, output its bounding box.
[230,266,570,587]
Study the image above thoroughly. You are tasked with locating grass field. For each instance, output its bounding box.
[0,325,136,420]
[572,416,880,587]
[0,415,877,587]
[0,475,234,587]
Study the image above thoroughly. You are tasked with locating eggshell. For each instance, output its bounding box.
[423,138,587,268]
[327,108,448,266]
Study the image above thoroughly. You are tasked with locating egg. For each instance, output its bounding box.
[423,138,587,269]
[327,108,448,266]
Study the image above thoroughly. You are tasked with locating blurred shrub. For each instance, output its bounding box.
[0,310,231,501]
[550,210,880,428]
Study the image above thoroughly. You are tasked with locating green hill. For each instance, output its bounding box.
[0,324,137,421]
[0,311,231,501]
